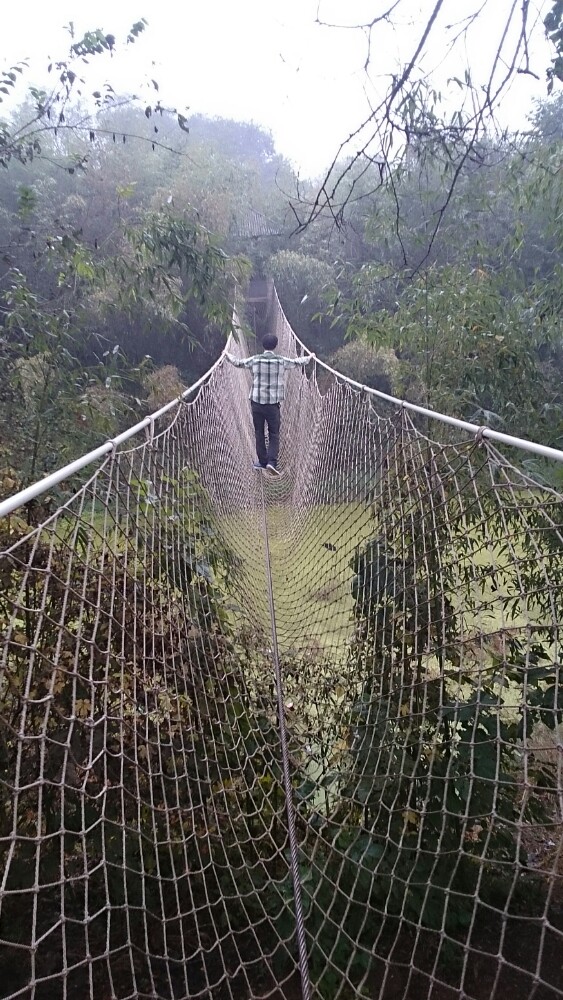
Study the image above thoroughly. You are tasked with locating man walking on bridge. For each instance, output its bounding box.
[225,334,313,474]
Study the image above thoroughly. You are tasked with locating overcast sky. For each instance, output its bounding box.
[2,1,556,177]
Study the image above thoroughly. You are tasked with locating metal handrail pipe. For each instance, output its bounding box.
[0,348,228,520]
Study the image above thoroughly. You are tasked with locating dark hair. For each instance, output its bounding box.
[262,334,278,351]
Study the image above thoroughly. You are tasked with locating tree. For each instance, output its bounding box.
[0,201,247,491]
[327,340,407,398]
[337,260,562,444]
[545,0,563,90]
[293,1,563,261]
[267,250,344,356]
[0,19,186,170]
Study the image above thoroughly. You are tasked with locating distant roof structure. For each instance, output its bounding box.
[233,209,280,239]
[243,277,276,340]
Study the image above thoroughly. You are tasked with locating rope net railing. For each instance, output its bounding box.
[0,288,562,1000]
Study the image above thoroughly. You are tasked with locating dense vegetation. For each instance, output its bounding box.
[1,17,563,999]
[3,70,563,497]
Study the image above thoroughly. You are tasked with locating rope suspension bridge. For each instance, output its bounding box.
[0,283,562,1000]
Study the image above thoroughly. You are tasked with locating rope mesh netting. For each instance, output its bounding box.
[0,288,562,1000]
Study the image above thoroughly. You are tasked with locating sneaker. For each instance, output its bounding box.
[266,463,281,476]
[252,461,266,470]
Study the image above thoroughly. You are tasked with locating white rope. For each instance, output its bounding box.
[0,346,230,519]
[1,287,562,1000]
[3,322,563,523]
[292,331,563,464]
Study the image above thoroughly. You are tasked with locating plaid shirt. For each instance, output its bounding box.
[226,351,311,404]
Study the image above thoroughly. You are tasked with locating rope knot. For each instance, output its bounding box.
[145,420,156,446]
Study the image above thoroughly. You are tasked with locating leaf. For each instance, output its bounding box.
[75,698,91,719]
[402,809,419,828]
[295,778,316,802]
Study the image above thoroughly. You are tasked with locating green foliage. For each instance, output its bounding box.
[528,91,563,140]
[346,472,555,896]
[328,340,405,396]
[267,250,344,355]
[136,466,242,606]
[18,185,37,219]
[0,268,131,484]
[545,0,563,91]
[0,197,248,486]
[0,20,165,169]
[0,477,282,997]
[341,262,562,441]
[118,210,249,326]
[269,448,560,999]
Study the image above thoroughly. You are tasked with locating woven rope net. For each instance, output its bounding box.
[1,288,562,1000]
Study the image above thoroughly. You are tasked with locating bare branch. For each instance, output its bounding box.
[296,1,446,233]
[295,1,552,268]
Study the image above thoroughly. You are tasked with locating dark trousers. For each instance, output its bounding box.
[251,400,281,467]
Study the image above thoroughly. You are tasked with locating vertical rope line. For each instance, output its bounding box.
[259,477,312,1000]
